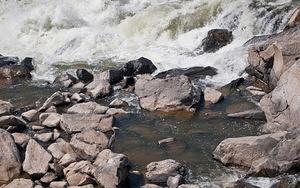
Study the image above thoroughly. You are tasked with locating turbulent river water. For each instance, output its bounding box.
[0,0,299,84]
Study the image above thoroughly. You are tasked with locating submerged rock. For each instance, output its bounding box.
[145,159,185,185]
[0,129,21,183]
[135,75,201,112]
[121,57,157,76]
[201,29,233,53]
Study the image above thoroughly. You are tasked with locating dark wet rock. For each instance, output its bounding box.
[109,98,127,108]
[63,161,95,186]
[86,78,112,98]
[201,29,233,53]
[60,113,111,133]
[12,133,31,147]
[20,57,34,71]
[260,60,300,133]
[23,139,52,177]
[21,109,38,122]
[0,129,21,183]
[167,175,183,188]
[156,66,217,80]
[48,138,76,160]
[0,56,18,67]
[49,181,68,188]
[120,77,135,89]
[53,73,78,88]
[93,149,129,188]
[135,75,201,112]
[121,57,157,76]
[0,115,27,130]
[0,100,13,116]
[70,129,109,160]
[40,172,57,184]
[76,69,94,84]
[99,69,124,85]
[204,87,223,104]
[227,109,266,120]
[34,132,53,142]
[67,102,108,114]
[39,92,71,112]
[0,65,31,85]
[145,159,185,185]
[5,178,34,188]
[39,113,61,128]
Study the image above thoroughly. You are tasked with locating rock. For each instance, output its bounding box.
[20,57,34,71]
[76,69,94,84]
[98,69,124,84]
[40,172,57,184]
[67,102,108,114]
[0,65,31,85]
[34,132,53,142]
[49,181,67,188]
[12,133,31,147]
[121,57,157,76]
[0,100,13,116]
[59,153,78,167]
[178,185,200,188]
[31,125,45,131]
[167,175,183,188]
[141,184,163,188]
[120,77,135,89]
[5,178,34,188]
[21,109,38,122]
[70,93,87,103]
[0,115,27,130]
[23,139,52,176]
[204,87,223,104]
[48,138,76,160]
[284,7,300,30]
[45,106,57,113]
[106,108,128,115]
[86,79,112,98]
[109,98,127,108]
[71,82,85,91]
[260,60,300,133]
[63,161,95,186]
[60,113,111,133]
[246,86,267,96]
[227,109,266,120]
[68,185,94,188]
[39,92,71,112]
[0,129,21,183]
[39,113,61,128]
[158,138,175,145]
[0,56,18,67]
[155,66,218,80]
[53,129,61,140]
[201,29,233,53]
[135,75,200,112]
[53,73,77,88]
[98,116,114,132]
[70,129,108,160]
[93,149,129,188]
[145,159,185,185]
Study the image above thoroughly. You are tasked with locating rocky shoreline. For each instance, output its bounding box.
[0,7,300,188]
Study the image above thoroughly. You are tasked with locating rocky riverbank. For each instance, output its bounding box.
[0,7,300,188]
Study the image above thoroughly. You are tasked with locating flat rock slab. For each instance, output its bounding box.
[4,178,34,188]
[40,113,61,128]
[23,139,52,176]
[67,102,108,114]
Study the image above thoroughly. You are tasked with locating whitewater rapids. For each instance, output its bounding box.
[0,0,298,84]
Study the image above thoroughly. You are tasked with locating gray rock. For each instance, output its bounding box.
[60,113,111,133]
[201,29,233,53]
[227,109,266,120]
[53,73,77,88]
[135,75,200,112]
[23,139,52,176]
[0,115,27,129]
[246,86,267,96]
[48,138,76,160]
[109,98,127,108]
[0,100,13,116]
[204,87,223,104]
[49,181,67,188]
[86,77,112,98]
[141,184,163,188]
[63,161,95,186]
[145,159,185,185]
[22,109,38,122]
[67,102,108,114]
[40,172,57,184]
[0,129,21,183]
[5,178,34,188]
[106,108,128,115]
[93,149,129,188]
[39,92,71,112]
[39,113,61,128]
[167,175,183,188]
[34,132,53,142]
[71,82,85,91]
[70,129,108,160]
[59,153,79,167]
[98,69,124,84]
[12,133,31,147]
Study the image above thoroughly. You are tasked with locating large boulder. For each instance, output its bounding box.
[0,65,31,85]
[67,102,108,114]
[201,29,233,53]
[23,139,52,176]
[260,60,300,133]
[145,159,185,185]
[121,57,157,76]
[93,149,129,188]
[0,100,13,116]
[0,129,21,183]
[135,75,201,112]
